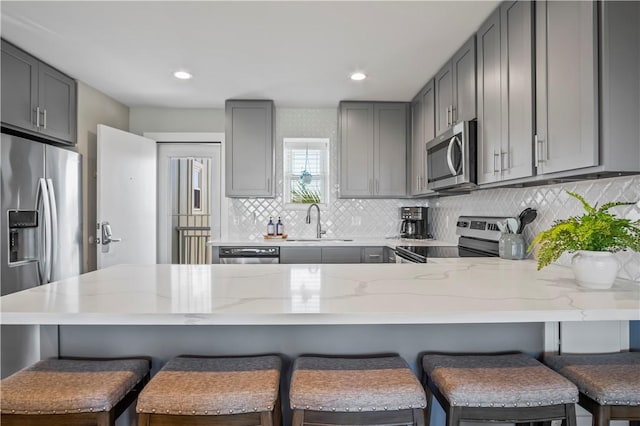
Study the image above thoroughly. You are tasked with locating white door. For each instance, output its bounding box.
[97,125,156,268]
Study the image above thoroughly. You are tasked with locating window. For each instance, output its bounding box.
[283,138,329,208]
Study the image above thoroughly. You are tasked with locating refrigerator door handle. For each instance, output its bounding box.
[37,178,53,284]
[46,179,58,282]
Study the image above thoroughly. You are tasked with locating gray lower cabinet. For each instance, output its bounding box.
[225,100,275,198]
[279,246,386,264]
[410,80,435,196]
[362,247,384,263]
[280,247,322,264]
[339,102,408,198]
[477,1,534,185]
[322,247,362,264]
[435,36,476,137]
[1,39,76,145]
[535,0,598,175]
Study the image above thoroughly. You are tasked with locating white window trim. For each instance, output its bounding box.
[283,137,330,211]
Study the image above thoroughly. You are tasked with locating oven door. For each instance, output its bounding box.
[426,121,476,191]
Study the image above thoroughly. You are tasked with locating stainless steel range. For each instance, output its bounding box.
[395,216,512,263]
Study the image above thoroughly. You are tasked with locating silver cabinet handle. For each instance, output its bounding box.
[535,135,545,164]
[451,105,456,124]
[446,136,460,176]
[368,254,382,258]
[36,107,41,128]
[446,106,451,127]
[368,179,373,195]
[375,179,380,194]
[501,151,508,171]
[43,109,47,129]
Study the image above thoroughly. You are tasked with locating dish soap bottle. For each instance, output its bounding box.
[276,217,284,236]
[267,217,275,236]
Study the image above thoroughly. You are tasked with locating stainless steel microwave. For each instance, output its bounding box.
[426,121,477,191]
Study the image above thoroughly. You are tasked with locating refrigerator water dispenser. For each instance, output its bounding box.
[8,210,38,264]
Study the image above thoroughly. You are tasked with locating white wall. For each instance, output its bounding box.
[76,81,130,272]
[129,107,224,135]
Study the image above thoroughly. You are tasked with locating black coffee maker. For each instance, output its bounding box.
[400,207,429,239]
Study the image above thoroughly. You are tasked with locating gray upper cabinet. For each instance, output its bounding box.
[225,100,275,198]
[535,1,598,175]
[1,39,76,145]
[375,103,408,197]
[339,102,375,197]
[339,102,408,198]
[435,36,476,137]
[477,1,534,185]
[410,80,435,196]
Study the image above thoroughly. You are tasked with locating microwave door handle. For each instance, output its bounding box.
[446,136,459,176]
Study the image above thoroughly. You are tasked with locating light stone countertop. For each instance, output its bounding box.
[1,259,638,325]
[208,238,456,248]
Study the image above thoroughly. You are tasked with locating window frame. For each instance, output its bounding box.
[282,137,330,210]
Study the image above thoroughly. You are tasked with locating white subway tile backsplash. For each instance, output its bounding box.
[430,175,640,281]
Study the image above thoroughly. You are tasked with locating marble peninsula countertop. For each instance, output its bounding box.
[1,259,638,326]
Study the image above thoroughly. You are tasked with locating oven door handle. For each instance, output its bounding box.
[446,135,460,176]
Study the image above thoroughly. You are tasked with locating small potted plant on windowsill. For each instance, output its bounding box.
[528,191,640,289]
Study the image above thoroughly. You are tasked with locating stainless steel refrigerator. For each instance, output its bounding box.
[1,133,82,296]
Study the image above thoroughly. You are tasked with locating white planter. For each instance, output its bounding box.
[571,250,620,290]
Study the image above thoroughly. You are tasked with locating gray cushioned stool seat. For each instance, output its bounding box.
[136,355,281,416]
[422,353,578,408]
[545,352,640,406]
[0,358,150,415]
[290,356,426,413]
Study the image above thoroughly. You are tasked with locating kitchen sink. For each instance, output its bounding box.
[286,238,354,242]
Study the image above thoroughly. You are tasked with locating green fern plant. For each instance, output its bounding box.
[528,191,640,270]
[291,181,321,204]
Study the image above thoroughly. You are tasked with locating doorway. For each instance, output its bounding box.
[156,143,222,264]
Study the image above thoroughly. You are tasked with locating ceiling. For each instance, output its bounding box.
[1,1,499,109]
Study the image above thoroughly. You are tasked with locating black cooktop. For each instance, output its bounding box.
[395,244,498,263]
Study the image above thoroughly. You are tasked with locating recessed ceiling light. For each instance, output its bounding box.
[174,71,192,80]
[350,72,367,81]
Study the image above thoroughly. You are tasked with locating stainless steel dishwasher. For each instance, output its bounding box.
[218,247,280,264]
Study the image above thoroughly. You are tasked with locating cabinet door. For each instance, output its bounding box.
[476,8,502,185]
[225,100,274,197]
[435,63,453,137]
[452,36,477,124]
[536,0,598,175]
[280,247,321,264]
[500,0,534,181]
[339,102,375,197]
[1,40,38,133]
[322,247,361,264]
[374,103,407,197]
[410,95,424,195]
[363,247,384,263]
[38,62,77,145]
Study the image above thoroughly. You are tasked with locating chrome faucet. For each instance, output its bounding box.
[305,203,325,239]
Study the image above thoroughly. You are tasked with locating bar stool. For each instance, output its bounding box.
[0,356,151,426]
[136,354,282,426]
[289,354,426,426]
[545,352,640,426]
[421,353,578,426]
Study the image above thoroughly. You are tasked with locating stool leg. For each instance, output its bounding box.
[564,403,577,426]
[414,408,426,426]
[138,413,151,426]
[292,409,304,426]
[446,406,462,426]
[591,405,611,426]
[260,411,274,426]
[96,411,115,426]
[424,383,433,426]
